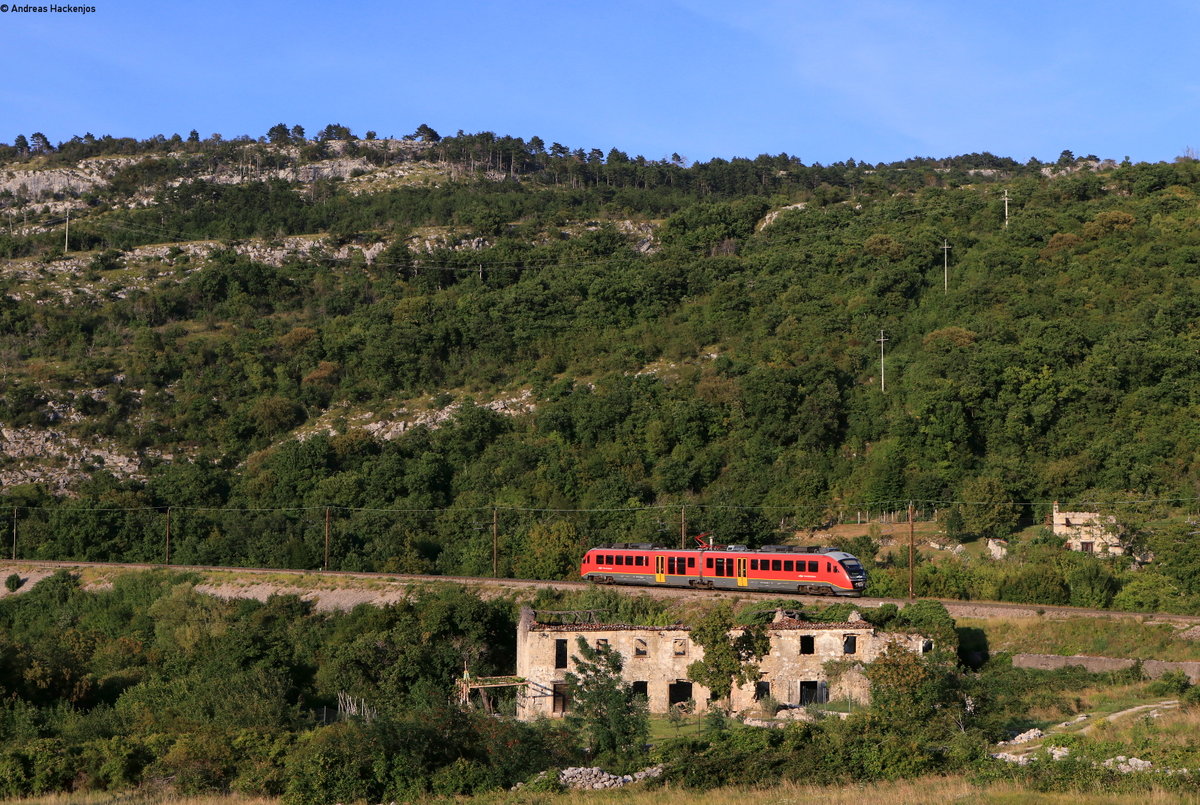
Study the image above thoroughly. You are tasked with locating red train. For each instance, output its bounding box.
[580,540,867,596]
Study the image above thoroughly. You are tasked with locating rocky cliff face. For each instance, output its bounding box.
[0,425,148,493]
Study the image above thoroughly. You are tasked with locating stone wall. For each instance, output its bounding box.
[1012,652,1200,683]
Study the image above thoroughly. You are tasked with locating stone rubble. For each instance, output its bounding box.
[1103,755,1153,773]
[998,728,1044,745]
[512,764,664,791]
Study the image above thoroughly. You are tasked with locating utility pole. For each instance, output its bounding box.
[680,506,686,549]
[64,208,69,253]
[164,506,171,565]
[324,508,331,571]
[908,502,915,600]
[492,507,498,577]
[1003,189,1010,228]
[11,507,16,561]
[941,239,951,292]
[876,330,888,392]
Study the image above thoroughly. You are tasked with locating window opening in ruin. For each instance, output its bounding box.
[595,638,608,649]
[673,638,688,656]
[800,635,814,655]
[555,639,568,669]
[922,640,934,654]
[1081,542,1094,553]
[634,638,647,657]
[552,682,570,713]
[631,681,648,698]
[668,680,693,706]
[754,680,771,701]
[842,635,857,655]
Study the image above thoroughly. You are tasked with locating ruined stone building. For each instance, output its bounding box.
[515,607,930,720]
[1052,501,1124,555]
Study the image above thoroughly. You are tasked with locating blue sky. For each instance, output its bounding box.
[2,0,1197,165]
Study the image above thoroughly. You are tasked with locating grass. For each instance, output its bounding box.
[959,615,1200,662]
[9,774,1200,805]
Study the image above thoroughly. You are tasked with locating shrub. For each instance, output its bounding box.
[1147,671,1191,697]
[4,573,21,592]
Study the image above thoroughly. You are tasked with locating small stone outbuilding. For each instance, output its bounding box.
[1052,501,1123,555]
[515,607,929,720]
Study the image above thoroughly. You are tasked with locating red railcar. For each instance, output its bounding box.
[579,542,867,596]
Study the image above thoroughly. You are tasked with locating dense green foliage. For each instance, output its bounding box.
[4,130,1200,611]
[0,571,1189,799]
[0,571,581,801]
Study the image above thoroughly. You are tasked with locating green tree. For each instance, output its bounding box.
[959,476,1019,539]
[266,124,292,145]
[685,602,769,705]
[563,637,647,759]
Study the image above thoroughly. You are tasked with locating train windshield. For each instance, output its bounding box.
[839,558,865,575]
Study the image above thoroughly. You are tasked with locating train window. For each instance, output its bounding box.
[667,558,675,574]
[688,558,695,568]
[637,556,646,567]
[750,559,758,570]
[826,562,832,572]
[808,561,819,573]
[771,560,782,571]
[784,560,794,572]
[706,558,713,569]
[843,635,857,655]
[616,556,624,566]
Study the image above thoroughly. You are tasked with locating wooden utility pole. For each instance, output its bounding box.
[1003,189,1010,228]
[165,507,171,565]
[11,507,16,561]
[324,508,331,571]
[942,239,951,292]
[64,208,69,253]
[680,506,686,549]
[492,508,498,577]
[908,502,915,600]
[877,330,888,392]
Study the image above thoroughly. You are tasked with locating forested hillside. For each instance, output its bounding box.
[2,127,1199,608]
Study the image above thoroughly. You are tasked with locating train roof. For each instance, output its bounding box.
[589,543,858,559]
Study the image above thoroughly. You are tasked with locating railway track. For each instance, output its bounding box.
[1,558,1197,624]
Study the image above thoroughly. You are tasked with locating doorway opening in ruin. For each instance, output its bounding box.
[799,680,827,704]
[631,681,648,699]
[754,680,770,701]
[552,682,570,713]
[668,681,693,706]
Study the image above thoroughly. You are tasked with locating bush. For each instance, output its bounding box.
[1147,671,1191,697]
[4,573,22,592]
